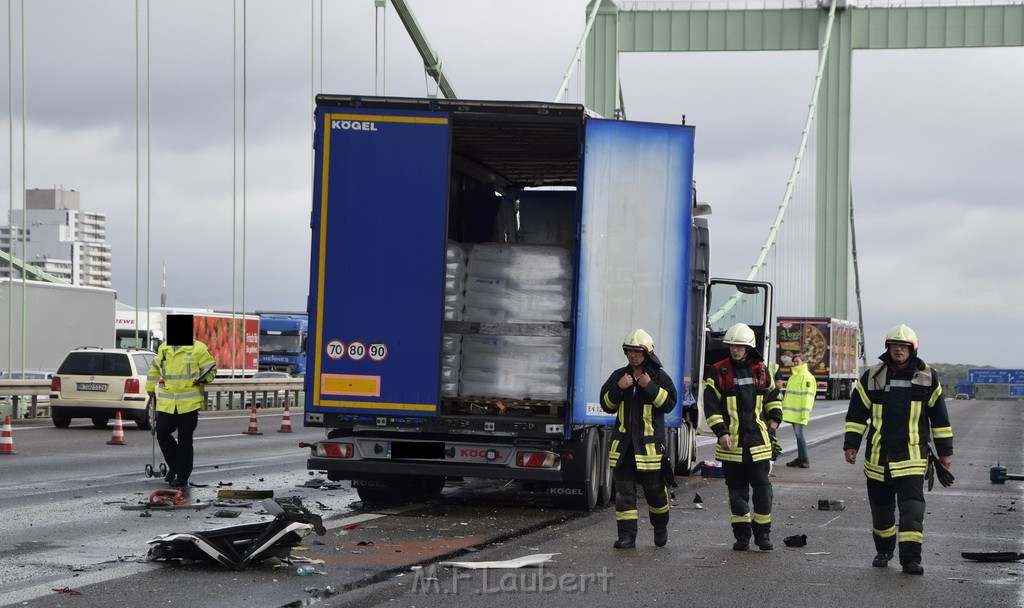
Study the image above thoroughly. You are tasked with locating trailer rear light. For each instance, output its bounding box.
[320,442,353,458]
[124,378,141,394]
[516,451,557,468]
[51,376,61,392]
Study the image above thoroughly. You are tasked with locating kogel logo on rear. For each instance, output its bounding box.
[332,120,378,131]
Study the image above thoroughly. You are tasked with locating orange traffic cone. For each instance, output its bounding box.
[277,403,294,433]
[106,411,127,446]
[0,415,17,455]
[243,405,263,435]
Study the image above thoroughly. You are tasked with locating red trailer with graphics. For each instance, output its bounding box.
[776,317,859,400]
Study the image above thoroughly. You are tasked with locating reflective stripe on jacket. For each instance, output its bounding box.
[600,361,677,472]
[146,341,218,415]
[843,356,953,481]
[703,357,782,463]
[781,363,817,425]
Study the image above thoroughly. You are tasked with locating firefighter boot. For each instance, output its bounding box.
[754,533,774,551]
[653,527,668,547]
[732,523,751,551]
[613,521,637,549]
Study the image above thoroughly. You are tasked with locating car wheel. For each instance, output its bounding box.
[91,416,109,429]
[137,400,154,430]
[52,416,71,428]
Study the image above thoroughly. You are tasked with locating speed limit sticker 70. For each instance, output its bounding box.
[326,340,345,360]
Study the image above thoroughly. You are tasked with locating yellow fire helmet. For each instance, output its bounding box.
[623,328,654,353]
[723,322,756,348]
[884,324,919,351]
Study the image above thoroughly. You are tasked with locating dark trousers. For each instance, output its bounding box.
[614,450,670,535]
[156,410,199,482]
[722,457,773,540]
[867,471,926,565]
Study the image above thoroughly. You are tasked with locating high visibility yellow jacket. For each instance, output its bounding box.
[146,341,218,415]
[782,363,817,425]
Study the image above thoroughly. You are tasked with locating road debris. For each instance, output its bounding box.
[437,553,559,569]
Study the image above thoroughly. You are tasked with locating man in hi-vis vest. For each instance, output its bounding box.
[146,314,217,488]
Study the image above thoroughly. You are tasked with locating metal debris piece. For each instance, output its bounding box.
[438,553,559,569]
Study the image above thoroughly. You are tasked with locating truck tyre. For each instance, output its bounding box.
[675,421,697,476]
[417,476,446,500]
[91,416,109,429]
[355,485,404,506]
[554,428,600,511]
[52,416,71,429]
[597,429,614,506]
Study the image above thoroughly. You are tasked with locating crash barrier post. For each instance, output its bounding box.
[243,405,263,435]
[278,403,293,433]
[106,411,127,446]
[0,415,16,454]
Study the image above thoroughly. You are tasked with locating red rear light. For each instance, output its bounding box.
[321,442,353,458]
[516,451,557,468]
[124,378,141,394]
[51,376,61,391]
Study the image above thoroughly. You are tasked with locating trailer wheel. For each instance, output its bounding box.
[555,428,600,511]
[675,421,697,476]
[355,484,405,506]
[597,429,614,506]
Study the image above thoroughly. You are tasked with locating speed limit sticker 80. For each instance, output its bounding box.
[325,340,387,362]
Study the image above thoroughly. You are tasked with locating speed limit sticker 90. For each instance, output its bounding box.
[368,343,388,361]
[326,340,345,360]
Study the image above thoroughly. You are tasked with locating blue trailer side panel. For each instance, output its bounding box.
[307,108,450,416]
[573,119,695,426]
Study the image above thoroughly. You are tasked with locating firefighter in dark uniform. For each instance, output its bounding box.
[844,324,953,575]
[600,329,677,549]
[704,322,783,551]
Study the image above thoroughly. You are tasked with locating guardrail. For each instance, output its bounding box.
[0,377,306,420]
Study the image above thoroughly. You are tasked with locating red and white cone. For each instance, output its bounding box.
[278,403,294,433]
[0,415,17,455]
[243,405,263,435]
[106,411,127,446]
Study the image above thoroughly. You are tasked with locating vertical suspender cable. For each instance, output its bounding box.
[553,0,602,102]
[7,0,14,373]
[146,0,152,325]
[133,0,140,347]
[18,0,25,374]
[241,0,247,375]
[709,0,839,324]
[849,189,867,365]
[231,0,238,377]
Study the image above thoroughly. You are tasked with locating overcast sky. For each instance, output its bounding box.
[1,1,1022,369]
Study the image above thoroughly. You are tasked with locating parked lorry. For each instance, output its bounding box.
[114,306,260,376]
[300,95,772,510]
[776,316,859,400]
[0,279,115,372]
[257,311,308,376]
[954,381,976,399]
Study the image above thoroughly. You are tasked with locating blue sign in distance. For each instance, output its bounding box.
[967,369,1024,384]
[1009,385,1024,396]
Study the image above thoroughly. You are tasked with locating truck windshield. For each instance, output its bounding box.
[259,334,303,354]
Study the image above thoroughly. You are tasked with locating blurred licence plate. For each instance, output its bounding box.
[77,382,108,391]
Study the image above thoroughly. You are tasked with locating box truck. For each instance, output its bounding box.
[0,279,115,372]
[115,307,259,376]
[300,95,772,510]
[776,316,859,400]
